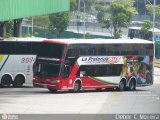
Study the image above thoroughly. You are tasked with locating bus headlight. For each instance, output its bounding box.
[50,80,60,84]
[69,79,72,84]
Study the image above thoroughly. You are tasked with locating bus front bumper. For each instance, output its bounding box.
[33,81,61,90]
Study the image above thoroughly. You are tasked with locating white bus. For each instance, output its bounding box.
[128,26,160,42]
[0,37,44,87]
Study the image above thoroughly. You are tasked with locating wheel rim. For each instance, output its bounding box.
[129,80,135,91]
[1,76,11,87]
[74,83,79,91]
[14,77,23,87]
[73,82,80,92]
[130,81,134,90]
[119,81,125,91]
[16,78,22,86]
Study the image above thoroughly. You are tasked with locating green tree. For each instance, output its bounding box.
[96,0,136,38]
[70,0,96,12]
[34,16,50,27]
[96,6,108,23]
[6,21,13,37]
[85,33,94,39]
[140,20,152,40]
[146,4,160,18]
[79,0,96,13]
[49,12,70,37]
[70,0,77,11]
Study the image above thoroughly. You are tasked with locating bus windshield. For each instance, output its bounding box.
[33,59,61,77]
[38,43,65,58]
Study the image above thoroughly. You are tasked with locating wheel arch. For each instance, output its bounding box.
[73,78,82,89]
[0,73,13,83]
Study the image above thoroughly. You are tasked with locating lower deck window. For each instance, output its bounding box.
[77,64,123,77]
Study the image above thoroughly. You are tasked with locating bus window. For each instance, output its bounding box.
[31,42,42,54]
[79,44,88,56]
[38,43,65,58]
[77,65,123,77]
[88,45,97,55]
[15,42,32,54]
[0,42,16,54]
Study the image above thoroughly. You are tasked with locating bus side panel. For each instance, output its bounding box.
[81,76,119,89]
[122,56,153,86]
[0,55,10,80]
[0,55,36,84]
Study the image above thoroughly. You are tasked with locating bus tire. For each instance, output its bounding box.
[128,79,136,91]
[13,75,24,88]
[48,88,57,93]
[119,79,126,91]
[72,81,81,93]
[1,75,12,87]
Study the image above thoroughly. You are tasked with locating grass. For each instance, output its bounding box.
[154,59,160,68]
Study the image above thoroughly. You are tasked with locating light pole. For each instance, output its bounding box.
[31,17,34,36]
[77,0,86,38]
[146,0,156,57]
[77,0,81,33]
[152,0,156,42]
[153,0,156,58]
[82,0,86,39]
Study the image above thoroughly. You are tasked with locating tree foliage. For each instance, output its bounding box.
[49,12,70,37]
[96,0,137,38]
[79,0,96,13]
[146,4,160,18]
[5,21,13,37]
[70,0,77,11]
[70,0,96,13]
[34,16,50,27]
[140,20,152,40]
[97,11,105,23]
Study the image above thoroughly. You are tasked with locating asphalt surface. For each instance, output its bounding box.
[0,68,159,120]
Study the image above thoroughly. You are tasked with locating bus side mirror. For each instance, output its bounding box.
[63,65,69,78]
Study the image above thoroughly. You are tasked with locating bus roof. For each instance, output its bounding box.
[0,38,154,44]
[129,27,160,32]
[2,37,46,42]
[47,38,154,45]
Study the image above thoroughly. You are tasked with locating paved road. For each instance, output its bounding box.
[0,82,159,114]
[0,68,159,120]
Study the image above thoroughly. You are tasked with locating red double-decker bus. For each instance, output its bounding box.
[33,39,154,92]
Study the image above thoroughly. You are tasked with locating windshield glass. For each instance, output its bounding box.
[38,43,65,58]
[33,60,61,77]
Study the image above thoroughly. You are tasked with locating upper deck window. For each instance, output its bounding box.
[38,42,65,59]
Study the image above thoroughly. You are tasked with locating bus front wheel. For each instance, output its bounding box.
[72,81,81,93]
